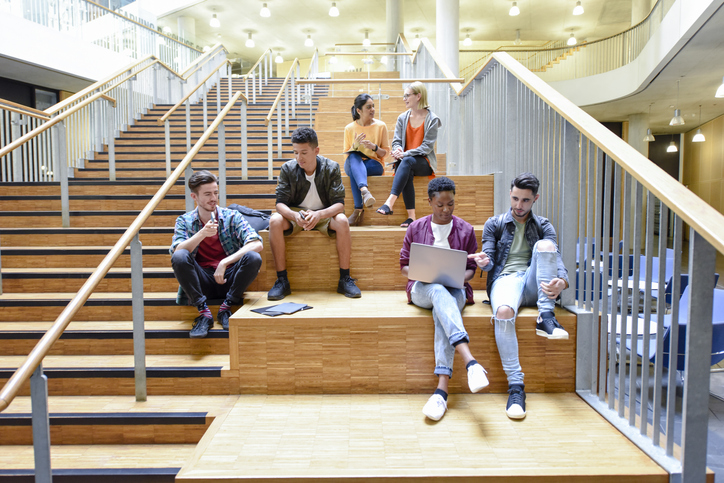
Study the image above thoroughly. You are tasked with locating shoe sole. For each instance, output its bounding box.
[535,329,569,339]
[189,331,209,339]
[422,410,445,421]
[506,410,527,420]
[363,196,375,208]
[338,290,362,298]
[267,295,287,301]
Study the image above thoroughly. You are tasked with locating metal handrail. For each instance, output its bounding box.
[157,59,231,124]
[264,58,300,126]
[180,44,227,77]
[0,90,245,413]
[305,49,319,79]
[242,49,273,78]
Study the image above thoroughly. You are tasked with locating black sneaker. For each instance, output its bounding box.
[506,384,526,419]
[267,277,291,301]
[217,309,232,330]
[337,275,361,298]
[189,315,213,339]
[535,311,569,339]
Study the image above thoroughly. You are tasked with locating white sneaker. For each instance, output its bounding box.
[467,363,489,393]
[422,394,447,421]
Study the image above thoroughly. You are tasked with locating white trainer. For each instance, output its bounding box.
[422,394,447,421]
[467,363,490,393]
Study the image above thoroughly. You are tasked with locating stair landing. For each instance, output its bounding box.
[175,393,667,482]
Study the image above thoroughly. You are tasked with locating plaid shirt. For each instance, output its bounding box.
[170,206,262,257]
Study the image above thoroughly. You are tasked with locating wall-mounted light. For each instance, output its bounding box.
[669,80,685,126]
[260,3,270,17]
[573,1,584,15]
[209,13,220,28]
[329,2,339,17]
[305,34,314,47]
[245,33,255,48]
[692,105,705,142]
[567,33,577,46]
[509,1,520,16]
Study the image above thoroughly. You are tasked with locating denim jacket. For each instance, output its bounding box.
[275,155,345,208]
[480,210,569,297]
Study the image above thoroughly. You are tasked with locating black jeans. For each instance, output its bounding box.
[171,249,262,306]
[390,155,433,210]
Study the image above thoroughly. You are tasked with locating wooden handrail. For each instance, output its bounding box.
[397,33,412,55]
[180,43,226,77]
[0,91,245,413]
[242,49,272,78]
[157,60,237,125]
[296,78,463,84]
[264,58,300,126]
[491,51,724,255]
[0,98,51,121]
[328,52,413,56]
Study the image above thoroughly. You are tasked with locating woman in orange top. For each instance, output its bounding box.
[377,82,442,228]
[343,94,390,226]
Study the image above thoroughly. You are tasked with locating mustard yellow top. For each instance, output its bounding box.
[343,118,391,166]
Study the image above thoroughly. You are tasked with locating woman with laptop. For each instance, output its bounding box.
[399,177,489,421]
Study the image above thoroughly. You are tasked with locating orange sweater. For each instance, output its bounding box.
[343,118,391,166]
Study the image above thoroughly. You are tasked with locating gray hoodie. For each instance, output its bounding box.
[391,108,442,173]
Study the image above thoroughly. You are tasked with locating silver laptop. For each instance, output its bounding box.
[408,242,468,289]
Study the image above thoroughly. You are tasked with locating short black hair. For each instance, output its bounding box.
[351,93,373,121]
[291,126,318,148]
[188,170,218,193]
[511,172,540,196]
[428,176,456,199]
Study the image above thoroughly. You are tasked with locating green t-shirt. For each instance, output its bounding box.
[501,219,531,275]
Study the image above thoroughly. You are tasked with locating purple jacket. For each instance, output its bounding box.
[399,215,478,304]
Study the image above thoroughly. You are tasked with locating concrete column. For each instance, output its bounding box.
[387,0,404,70]
[628,113,649,157]
[631,0,651,25]
[177,16,196,43]
[435,0,459,76]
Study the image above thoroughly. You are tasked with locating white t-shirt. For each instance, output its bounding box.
[431,220,452,249]
[300,171,325,211]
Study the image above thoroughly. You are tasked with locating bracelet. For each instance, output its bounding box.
[373,144,378,152]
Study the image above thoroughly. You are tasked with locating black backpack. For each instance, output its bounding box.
[227,204,271,233]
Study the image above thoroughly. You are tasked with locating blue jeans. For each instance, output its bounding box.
[410,281,468,377]
[344,152,384,209]
[489,241,558,385]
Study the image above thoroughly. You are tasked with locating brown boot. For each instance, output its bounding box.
[348,208,364,226]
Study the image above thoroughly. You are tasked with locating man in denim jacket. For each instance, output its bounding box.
[469,172,569,420]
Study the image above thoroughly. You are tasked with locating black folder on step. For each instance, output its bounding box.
[251,302,312,317]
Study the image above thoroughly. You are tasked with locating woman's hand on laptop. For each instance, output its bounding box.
[468,251,490,269]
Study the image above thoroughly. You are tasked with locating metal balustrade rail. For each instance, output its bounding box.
[263,58,301,180]
[0,90,246,483]
[242,49,273,104]
[458,0,674,82]
[396,32,724,481]
[1,0,202,71]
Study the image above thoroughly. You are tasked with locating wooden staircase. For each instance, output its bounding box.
[0,73,668,482]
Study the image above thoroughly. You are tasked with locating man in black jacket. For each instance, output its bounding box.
[469,172,569,420]
[267,127,361,300]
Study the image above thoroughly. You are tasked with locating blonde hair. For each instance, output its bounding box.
[407,81,429,110]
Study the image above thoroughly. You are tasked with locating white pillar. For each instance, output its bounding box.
[628,113,649,157]
[177,16,196,43]
[435,0,459,76]
[387,0,404,69]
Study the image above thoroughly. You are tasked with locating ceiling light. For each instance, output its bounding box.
[509,1,520,16]
[209,13,220,28]
[380,55,388,65]
[260,3,270,17]
[693,105,705,142]
[667,141,678,153]
[305,35,314,47]
[245,33,255,48]
[362,57,373,64]
[573,1,584,15]
[329,2,339,17]
[363,31,371,47]
[275,53,283,63]
[463,34,472,47]
[643,129,655,142]
[412,34,421,50]
[162,26,172,35]
[669,80,685,125]
[328,55,337,64]
[567,33,577,46]
[716,76,724,98]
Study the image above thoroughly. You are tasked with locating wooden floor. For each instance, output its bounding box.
[175,393,667,483]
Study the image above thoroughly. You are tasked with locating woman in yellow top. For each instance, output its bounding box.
[343,93,391,226]
[377,81,441,228]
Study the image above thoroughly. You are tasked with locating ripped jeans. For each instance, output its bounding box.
[489,242,558,385]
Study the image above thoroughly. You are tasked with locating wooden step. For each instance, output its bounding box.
[174,393,668,483]
[227,291,575,395]
[0,320,229,356]
[0,354,237,396]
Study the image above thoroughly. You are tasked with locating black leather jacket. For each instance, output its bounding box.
[275,155,345,208]
[481,210,569,297]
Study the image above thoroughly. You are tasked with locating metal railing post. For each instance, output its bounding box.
[290,72,296,119]
[164,119,171,178]
[30,363,52,483]
[559,120,578,307]
[93,97,102,157]
[218,122,226,207]
[130,234,147,402]
[202,88,208,129]
[252,74,257,104]
[126,73,135,129]
[52,120,70,228]
[284,82,289,136]
[267,122,273,180]
[276,102,282,158]
[10,112,22,181]
[152,63,159,106]
[0,236,3,295]
[106,101,116,181]
[241,100,248,180]
[185,100,193,212]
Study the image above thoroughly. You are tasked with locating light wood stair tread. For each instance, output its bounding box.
[3,395,239,415]
[0,354,230,370]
